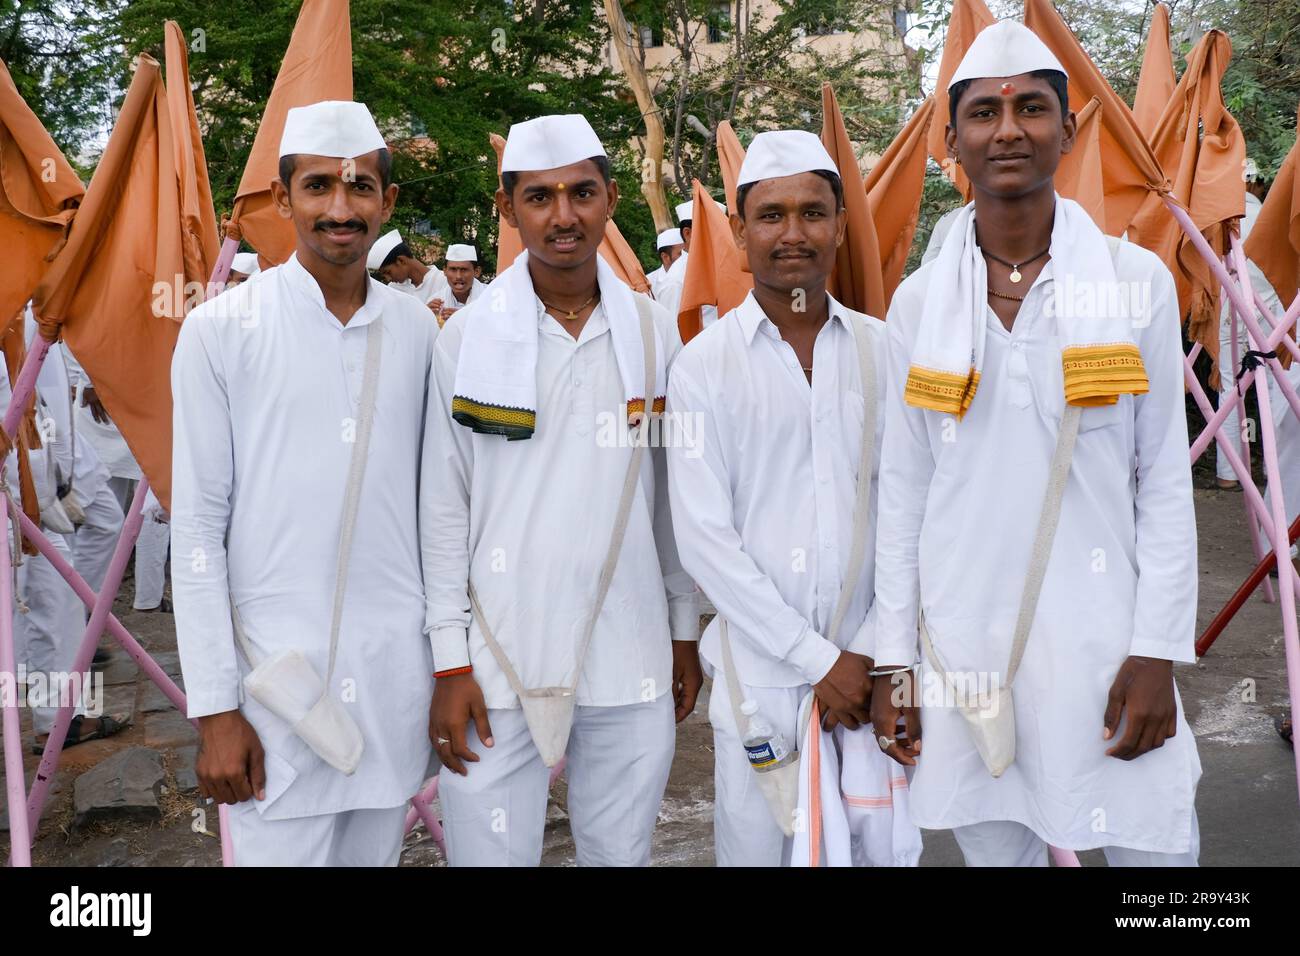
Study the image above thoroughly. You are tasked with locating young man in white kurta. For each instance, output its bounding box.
[667,131,890,865]
[171,101,435,866]
[870,22,1200,866]
[422,115,699,866]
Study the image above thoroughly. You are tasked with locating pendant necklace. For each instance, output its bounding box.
[981,245,1050,284]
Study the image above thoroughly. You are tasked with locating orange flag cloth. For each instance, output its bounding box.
[1133,3,1176,140]
[716,121,746,221]
[1243,103,1300,355]
[822,83,886,319]
[865,97,936,308]
[1054,96,1107,230]
[32,54,204,511]
[928,0,997,201]
[0,57,84,534]
[1024,0,1169,238]
[1129,30,1245,372]
[229,0,353,264]
[677,180,752,344]
[164,21,219,286]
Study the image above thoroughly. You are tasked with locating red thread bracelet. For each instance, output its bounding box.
[433,665,473,679]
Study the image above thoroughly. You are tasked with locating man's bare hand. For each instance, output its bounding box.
[430,672,493,776]
[869,669,922,766]
[196,710,266,805]
[1104,656,1177,760]
[81,386,111,425]
[671,640,703,723]
[812,650,874,730]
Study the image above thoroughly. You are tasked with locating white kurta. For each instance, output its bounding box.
[62,349,139,481]
[668,292,888,687]
[171,254,436,819]
[873,240,1202,854]
[444,277,486,309]
[646,265,666,299]
[389,264,446,306]
[421,292,699,709]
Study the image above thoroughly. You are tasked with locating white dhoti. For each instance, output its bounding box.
[438,695,674,867]
[14,531,87,734]
[227,802,408,867]
[133,490,169,610]
[72,481,124,596]
[952,811,1200,867]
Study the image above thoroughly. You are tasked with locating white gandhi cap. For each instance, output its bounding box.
[366,229,404,271]
[656,228,683,250]
[278,100,387,159]
[737,130,839,187]
[948,20,1068,89]
[446,243,477,263]
[501,114,606,173]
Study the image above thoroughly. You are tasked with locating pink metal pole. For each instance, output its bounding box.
[1250,347,1300,799]
[2,332,52,441]
[1049,846,1081,867]
[1224,286,1277,604]
[15,480,149,852]
[0,503,33,865]
[205,236,239,300]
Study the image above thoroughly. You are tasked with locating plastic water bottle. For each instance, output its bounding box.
[740,699,795,773]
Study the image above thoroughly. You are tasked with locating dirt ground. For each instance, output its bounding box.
[3,455,1298,866]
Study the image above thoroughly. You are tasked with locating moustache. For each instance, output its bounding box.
[314,219,367,233]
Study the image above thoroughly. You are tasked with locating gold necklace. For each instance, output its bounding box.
[540,291,599,321]
[981,245,1050,283]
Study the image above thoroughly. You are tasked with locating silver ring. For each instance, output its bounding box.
[878,735,896,752]
[436,737,451,747]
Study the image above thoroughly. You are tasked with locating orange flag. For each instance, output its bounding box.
[164,21,220,286]
[1133,3,1175,140]
[230,0,353,265]
[716,121,746,217]
[1129,30,1245,368]
[865,97,936,308]
[1244,103,1300,314]
[822,83,886,319]
[0,56,84,535]
[32,54,203,510]
[1024,0,1169,238]
[0,58,83,330]
[678,180,752,344]
[490,132,650,292]
[927,0,997,201]
[1055,97,1107,230]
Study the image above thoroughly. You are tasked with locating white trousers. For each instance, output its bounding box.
[1216,311,1249,482]
[952,811,1200,867]
[227,802,407,866]
[132,509,169,609]
[14,531,86,734]
[708,665,804,867]
[72,480,123,596]
[438,694,675,866]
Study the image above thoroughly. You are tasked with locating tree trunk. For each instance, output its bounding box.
[603,0,673,231]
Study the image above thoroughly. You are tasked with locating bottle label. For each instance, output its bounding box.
[744,738,789,770]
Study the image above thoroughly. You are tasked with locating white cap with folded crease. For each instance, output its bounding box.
[948,20,1068,89]
[737,130,839,187]
[446,243,477,262]
[501,114,606,173]
[366,229,403,271]
[230,253,260,275]
[656,228,683,249]
[278,100,387,159]
[676,197,727,223]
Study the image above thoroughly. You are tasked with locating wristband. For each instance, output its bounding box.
[433,665,473,679]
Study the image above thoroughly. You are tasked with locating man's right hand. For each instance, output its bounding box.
[870,669,922,766]
[812,650,874,730]
[196,710,266,805]
[430,673,493,776]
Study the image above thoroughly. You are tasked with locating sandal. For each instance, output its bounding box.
[1276,713,1293,747]
[32,713,132,755]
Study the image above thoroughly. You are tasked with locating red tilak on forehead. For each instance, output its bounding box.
[1000,81,1016,96]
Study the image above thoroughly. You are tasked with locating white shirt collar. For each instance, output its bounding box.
[736,289,850,345]
[283,252,384,329]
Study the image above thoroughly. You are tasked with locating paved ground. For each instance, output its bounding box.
[2,469,1298,866]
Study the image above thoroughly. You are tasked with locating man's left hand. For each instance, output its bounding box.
[1103,655,1178,760]
[671,640,703,723]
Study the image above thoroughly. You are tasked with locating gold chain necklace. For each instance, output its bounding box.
[539,291,599,322]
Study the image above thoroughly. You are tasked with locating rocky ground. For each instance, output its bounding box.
[2,462,1298,867]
